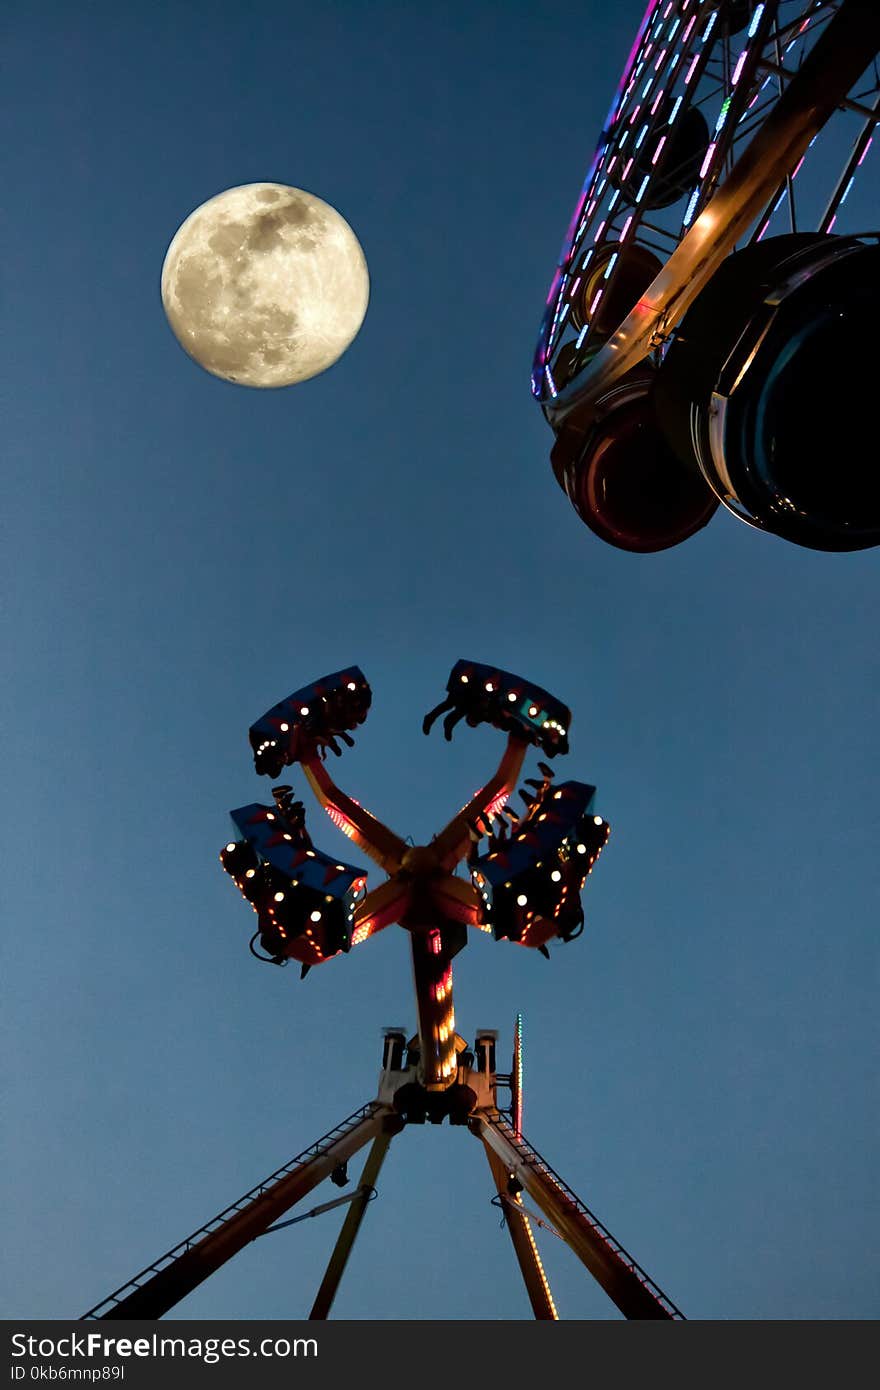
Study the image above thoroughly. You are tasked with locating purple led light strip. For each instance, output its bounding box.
[532,0,663,387]
[542,0,703,365]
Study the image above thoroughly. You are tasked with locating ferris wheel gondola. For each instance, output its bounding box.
[533,0,880,551]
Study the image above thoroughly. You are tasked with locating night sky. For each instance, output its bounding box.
[4,1,878,1321]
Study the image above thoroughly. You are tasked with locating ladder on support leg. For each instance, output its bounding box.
[479,1112,685,1320]
[81,1102,393,1321]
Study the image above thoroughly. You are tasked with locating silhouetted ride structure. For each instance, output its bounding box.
[81,664,684,1320]
[534,0,880,552]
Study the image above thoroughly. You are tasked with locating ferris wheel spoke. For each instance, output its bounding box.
[534,0,880,553]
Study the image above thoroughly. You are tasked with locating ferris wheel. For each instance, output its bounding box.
[533,0,880,552]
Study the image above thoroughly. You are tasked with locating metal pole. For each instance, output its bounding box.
[409,927,457,1088]
[819,89,880,232]
[483,1143,558,1320]
[260,1187,373,1234]
[309,1131,395,1319]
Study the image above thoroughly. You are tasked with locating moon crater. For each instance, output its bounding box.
[161,183,369,387]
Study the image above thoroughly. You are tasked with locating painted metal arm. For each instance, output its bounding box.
[431,734,529,873]
[350,878,413,947]
[547,0,880,427]
[476,1111,685,1320]
[301,753,408,876]
[81,1103,396,1321]
[409,926,462,1089]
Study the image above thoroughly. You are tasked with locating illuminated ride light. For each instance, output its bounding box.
[534,0,781,394]
[220,801,368,970]
[531,0,880,555]
[470,779,610,950]
[423,659,571,756]
[249,666,371,777]
[511,1012,524,1140]
[324,803,359,839]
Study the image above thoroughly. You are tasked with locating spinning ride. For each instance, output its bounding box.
[81,664,683,1321]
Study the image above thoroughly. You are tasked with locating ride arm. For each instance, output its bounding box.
[349,877,413,947]
[431,734,529,873]
[300,752,408,876]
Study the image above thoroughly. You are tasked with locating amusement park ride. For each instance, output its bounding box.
[82,0,879,1324]
[82,662,684,1321]
[534,0,880,553]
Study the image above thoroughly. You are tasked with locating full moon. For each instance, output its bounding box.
[160,183,369,387]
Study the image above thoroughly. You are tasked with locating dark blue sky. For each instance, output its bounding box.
[3,1,877,1320]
